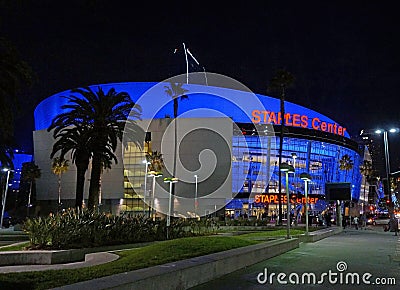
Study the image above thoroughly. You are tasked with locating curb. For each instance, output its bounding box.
[54,238,299,290]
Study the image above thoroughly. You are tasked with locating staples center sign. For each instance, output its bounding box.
[254,194,319,205]
[251,110,347,136]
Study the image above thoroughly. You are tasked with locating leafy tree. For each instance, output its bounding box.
[48,86,143,210]
[51,156,70,208]
[267,69,294,224]
[0,37,35,167]
[21,162,41,217]
[339,154,354,182]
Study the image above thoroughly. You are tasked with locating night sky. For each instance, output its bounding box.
[1,1,400,170]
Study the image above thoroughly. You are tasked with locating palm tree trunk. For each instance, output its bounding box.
[171,99,179,216]
[58,174,61,205]
[75,162,88,209]
[88,154,102,210]
[27,181,32,217]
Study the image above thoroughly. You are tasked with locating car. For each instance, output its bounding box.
[366,215,390,226]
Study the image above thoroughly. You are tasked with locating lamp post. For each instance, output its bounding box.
[148,171,163,219]
[1,168,13,228]
[194,174,198,218]
[300,172,312,235]
[164,177,178,239]
[375,128,399,205]
[280,162,295,239]
[142,160,150,216]
[291,153,298,225]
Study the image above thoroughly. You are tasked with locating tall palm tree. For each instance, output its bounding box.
[21,162,41,217]
[267,69,294,225]
[49,126,92,209]
[48,86,143,210]
[164,83,188,214]
[339,154,354,182]
[51,156,70,209]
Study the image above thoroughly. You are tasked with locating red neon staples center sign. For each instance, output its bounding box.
[251,110,347,136]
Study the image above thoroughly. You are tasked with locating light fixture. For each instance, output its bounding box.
[300,172,312,235]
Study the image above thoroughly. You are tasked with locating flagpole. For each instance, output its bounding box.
[183,43,189,84]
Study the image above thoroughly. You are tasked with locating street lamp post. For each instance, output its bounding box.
[291,153,298,225]
[1,168,13,228]
[142,160,150,216]
[300,172,312,235]
[148,171,162,219]
[164,177,178,239]
[375,128,399,205]
[194,175,198,218]
[280,162,295,239]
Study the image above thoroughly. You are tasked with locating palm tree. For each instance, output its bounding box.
[48,86,143,210]
[0,37,35,168]
[164,83,188,214]
[267,69,294,225]
[49,126,92,209]
[146,151,165,173]
[21,162,41,217]
[359,160,373,216]
[339,154,354,182]
[51,156,70,209]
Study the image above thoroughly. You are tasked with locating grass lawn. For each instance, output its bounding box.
[0,236,257,290]
[236,228,306,240]
[0,242,30,251]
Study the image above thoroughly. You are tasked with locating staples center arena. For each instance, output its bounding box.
[33,78,364,220]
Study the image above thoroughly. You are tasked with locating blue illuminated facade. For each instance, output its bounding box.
[34,82,363,217]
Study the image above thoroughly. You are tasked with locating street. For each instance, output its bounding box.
[190,226,400,289]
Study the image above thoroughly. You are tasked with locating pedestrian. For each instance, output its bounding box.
[360,214,367,230]
[389,216,399,236]
[353,216,359,230]
[342,215,347,229]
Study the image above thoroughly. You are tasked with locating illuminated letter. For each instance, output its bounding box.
[285,113,292,126]
[320,121,327,131]
[255,195,261,203]
[301,115,308,128]
[252,110,261,123]
[338,126,343,135]
[312,118,320,130]
[262,111,269,123]
[268,112,277,124]
[327,123,333,133]
[292,114,301,127]
[333,123,337,134]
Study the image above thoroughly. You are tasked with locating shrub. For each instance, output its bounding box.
[22,208,218,250]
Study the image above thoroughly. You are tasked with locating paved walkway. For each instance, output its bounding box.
[190,227,400,289]
[0,251,119,273]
